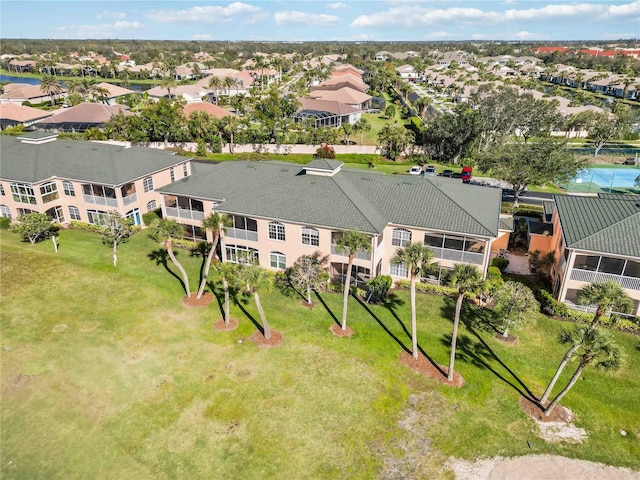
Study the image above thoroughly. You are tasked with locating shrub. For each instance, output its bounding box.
[314,144,336,159]
[142,209,161,226]
[0,217,11,230]
[491,257,510,271]
[395,280,475,298]
[171,238,199,250]
[70,220,106,234]
[366,275,392,303]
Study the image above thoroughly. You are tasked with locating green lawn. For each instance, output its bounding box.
[1,229,639,479]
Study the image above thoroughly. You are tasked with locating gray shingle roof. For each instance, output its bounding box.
[554,194,640,258]
[304,158,343,171]
[0,136,189,186]
[160,161,501,237]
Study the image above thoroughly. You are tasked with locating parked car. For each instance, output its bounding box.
[423,165,437,176]
[408,165,422,175]
[441,169,454,177]
[452,172,462,179]
[461,166,473,183]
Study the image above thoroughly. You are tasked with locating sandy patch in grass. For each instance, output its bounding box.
[79,321,100,333]
[123,351,146,365]
[519,397,587,443]
[3,371,33,392]
[152,374,173,390]
[176,352,192,363]
[52,324,68,333]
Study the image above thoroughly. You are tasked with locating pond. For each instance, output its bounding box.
[1,74,150,92]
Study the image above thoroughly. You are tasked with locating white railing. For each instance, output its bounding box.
[165,206,205,221]
[429,247,484,265]
[83,194,118,208]
[122,193,137,206]
[570,268,640,291]
[226,227,258,242]
[563,300,638,319]
[331,244,371,261]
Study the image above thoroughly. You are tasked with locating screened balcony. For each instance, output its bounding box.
[570,255,640,291]
[164,195,205,221]
[82,184,117,207]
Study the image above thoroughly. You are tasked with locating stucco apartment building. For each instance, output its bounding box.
[548,194,640,317]
[0,133,191,226]
[158,159,510,284]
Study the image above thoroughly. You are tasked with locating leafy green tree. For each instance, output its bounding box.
[384,104,396,119]
[492,281,538,338]
[392,243,435,359]
[635,174,640,188]
[335,230,372,332]
[577,281,634,327]
[16,212,53,245]
[421,105,480,164]
[287,252,329,305]
[40,74,63,106]
[240,266,274,339]
[574,111,617,157]
[138,98,187,148]
[354,117,371,145]
[447,264,484,381]
[542,327,624,415]
[477,137,588,207]
[101,211,134,267]
[150,219,191,297]
[250,89,300,143]
[196,212,232,299]
[377,123,414,161]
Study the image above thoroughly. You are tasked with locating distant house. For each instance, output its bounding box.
[7,60,36,73]
[92,82,135,105]
[0,103,52,129]
[395,64,418,81]
[294,98,361,128]
[0,83,67,105]
[375,51,391,61]
[309,87,373,110]
[145,85,209,103]
[183,102,235,119]
[34,103,133,132]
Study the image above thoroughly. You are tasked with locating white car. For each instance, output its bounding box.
[408,166,422,175]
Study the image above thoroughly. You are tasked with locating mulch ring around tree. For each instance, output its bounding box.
[300,300,317,309]
[213,318,240,331]
[494,333,518,344]
[519,396,574,423]
[400,351,465,388]
[182,292,214,307]
[329,324,355,337]
[248,330,284,348]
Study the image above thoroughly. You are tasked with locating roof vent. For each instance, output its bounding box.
[17,131,58,144]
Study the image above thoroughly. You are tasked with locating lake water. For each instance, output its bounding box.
[573,167,639,188]
[1,74,149,92]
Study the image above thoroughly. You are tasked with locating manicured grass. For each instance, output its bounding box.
[1,229,639,479]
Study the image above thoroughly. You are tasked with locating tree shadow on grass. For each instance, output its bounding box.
[440,297,537,401]
[148,249,186,294]
[190,242,208,285]
[381,293,411,341]
[354,295,411,356]
[314,291,340,327]
[233,294,264,335]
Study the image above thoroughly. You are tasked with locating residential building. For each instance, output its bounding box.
[0,83,67,105]
[34,103,133,132]
[549,194,640,316]
[294,98,362,127]
[0,133,192,226]
[0,103,52,129]
[157,159,508,284]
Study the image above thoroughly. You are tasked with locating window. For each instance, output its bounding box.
[0,183,5,196]
[39,181,59,203]
[598,257,625,275]
[231,214,257,231]
[87,209,108,225]
[624,260,640,279]
[17,208,34,216]
[146,200,157,211]
[268,222,285,241]
[574,255,599,271]
[46,206,65,223]
[302,227,319,246]
[170,168,175,183]
[0,205,11,219]
[143,176,154,193]
[392,228,411,247]
[68,206,81,221]
[10,183,37,204]
[126,208,141,226]
[226,244,259,264]
[63,181,75,196]
[390,262,409,278]
[182,224,205,241]
[444,235,465,251]
[424,233,444,248]
[183,163,188,177]
[270,252,286,269]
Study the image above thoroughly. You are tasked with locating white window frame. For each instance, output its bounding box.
[63,181,75,196]
[225,244,259,264]
[268,222,286,241]
[270,251,286,269]
[40,181,59,203]
[390,262,409,278]
[0,183,5,196]
[392,228,412,247]
[10,183,37,204]
[86,209,108,225]
[143,176,154,193]
[302,227,319,246]
[170,168,175,183]
[146,200,157,211]
[68,206,81,221]
[182,163,188,177]
[0,205,11,219]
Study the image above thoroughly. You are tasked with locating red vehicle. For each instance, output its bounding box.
[461,166,472,183]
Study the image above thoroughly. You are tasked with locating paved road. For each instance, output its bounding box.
[502,190,555,207]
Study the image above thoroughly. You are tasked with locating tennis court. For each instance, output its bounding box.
[564,167,640,193]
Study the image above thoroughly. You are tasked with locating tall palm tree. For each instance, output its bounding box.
[335,230,372,332]
[150,219,191,297]
[543,326,624,416]
[207,76,223,105]
[216,262,239,327]
[447,264,484,381]
[196,212,232,299]
[354,118,371,145]
[218,115,242,154]
[577,281,633,327]
[40,74,63,106]
[240,266,274,339]
[223,76,236,103]
[159,77,177,100]
[391,243,435,359]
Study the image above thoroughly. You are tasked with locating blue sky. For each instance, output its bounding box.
[1,1,638,42]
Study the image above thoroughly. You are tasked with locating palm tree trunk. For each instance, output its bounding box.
[341,257,354,330]
[196,231,219,298]
[540,343,581,403]
[166,238,191,297]
[223,276,230,325]
[113,240,118,267]
[544,362,586,416]
[410,275,418,359]
[254,291,270,339]
[448,293,464,381]
[591,308,604,327]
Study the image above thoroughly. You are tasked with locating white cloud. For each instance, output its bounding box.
[274,11,340,26]
[54,21,143,39]
[351,2,640,28]
[191,34,213,40]
[502,0,517,4]
[96,11,126,20]
[148,3,261,24]
[424,31,454,39]
[512,30,547,40]
[327,2,348,9]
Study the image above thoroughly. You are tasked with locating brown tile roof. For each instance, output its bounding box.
[0,83,63,101]
[36,103,132,125]
[0,103,52,122]
[297,98,360,116]
[94,82,135,98]
[183,102,235,119]
[313,87,372,105]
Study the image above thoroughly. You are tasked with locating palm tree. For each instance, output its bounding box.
[577,281,633,327]
[543,326,624,416]
[150,219,191,297]
[241,266,274,339]
[447,264,484,381]
[196,212,232,299]
[159,77,177,100]
[207,76,223,105]
[218,115,242,154]
[223,76,236,103]
[391,243,435,359]
[354,118,371,145]
[335,230,372,332]
[40,74,63,106]
[216,262,239,327]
